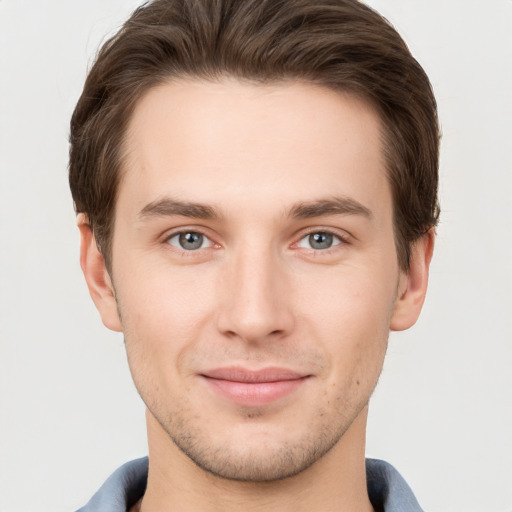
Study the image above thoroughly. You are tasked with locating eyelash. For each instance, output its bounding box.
[293,228,350,253]
[164,229,218,256]
[163,227,350,256]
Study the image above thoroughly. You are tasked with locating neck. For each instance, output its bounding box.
[139,408,374,512]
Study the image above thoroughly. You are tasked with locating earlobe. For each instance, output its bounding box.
[390,229,435,331]
[78,214,122,332]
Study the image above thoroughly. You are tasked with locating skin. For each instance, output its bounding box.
[79,79,434,512]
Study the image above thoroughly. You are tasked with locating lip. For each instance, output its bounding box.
[200,367,310,407]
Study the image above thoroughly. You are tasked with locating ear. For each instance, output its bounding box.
[78,214,122,332]
[390,229,435,331]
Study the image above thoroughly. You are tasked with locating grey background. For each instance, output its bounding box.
[0,1,511,511]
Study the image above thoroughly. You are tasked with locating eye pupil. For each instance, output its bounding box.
[309,232,333,250]
[179,232,203,250]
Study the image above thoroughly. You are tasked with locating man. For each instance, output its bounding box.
[70,0,439,510]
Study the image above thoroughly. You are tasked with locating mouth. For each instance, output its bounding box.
[200,367,311,407]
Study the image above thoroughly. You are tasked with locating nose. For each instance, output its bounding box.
[216,247,294,344]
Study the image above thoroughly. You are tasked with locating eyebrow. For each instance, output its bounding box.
[138,198,221,220]
[137,195,372,222]
[289,197,373,220]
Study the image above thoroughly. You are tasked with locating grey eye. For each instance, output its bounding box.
[297,231,342,250]
[168,231,210,250]
[308,232,334,250]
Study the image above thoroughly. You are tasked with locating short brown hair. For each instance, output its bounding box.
[69,0,440,270]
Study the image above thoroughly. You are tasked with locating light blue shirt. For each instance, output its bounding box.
[76,457,424,511]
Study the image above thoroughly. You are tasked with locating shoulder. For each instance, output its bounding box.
[75,457,148,512]
[366,458,424,512]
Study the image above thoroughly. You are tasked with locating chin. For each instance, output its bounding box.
[160,412,348,482]
[179,442,333,482]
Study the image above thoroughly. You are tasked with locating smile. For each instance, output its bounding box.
[200,367,311,407]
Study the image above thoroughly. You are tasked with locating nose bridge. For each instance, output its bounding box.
[216,241,293,342]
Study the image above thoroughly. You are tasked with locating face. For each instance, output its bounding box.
[86,79,427,482]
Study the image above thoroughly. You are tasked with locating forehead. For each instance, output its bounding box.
[120,78,389,219]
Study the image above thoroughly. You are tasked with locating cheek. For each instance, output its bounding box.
[299,265,395,383]
[115,265,217,382]
[118,258,215,330]
[301,262,397,336]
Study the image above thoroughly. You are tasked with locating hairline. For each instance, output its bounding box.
[100,74,406,273]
